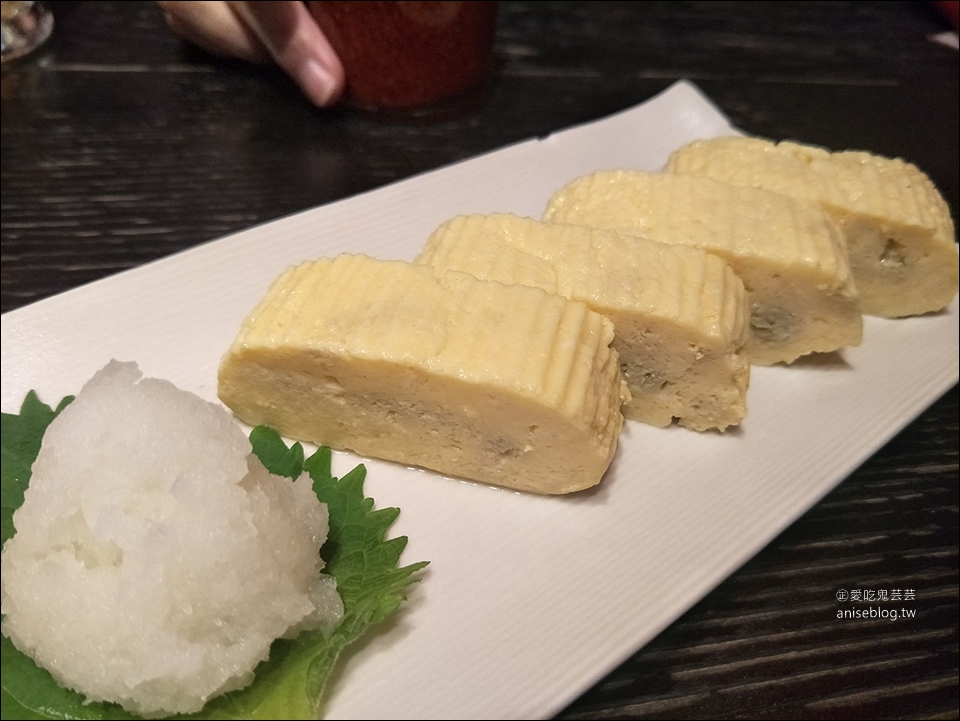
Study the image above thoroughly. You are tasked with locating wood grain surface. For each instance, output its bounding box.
[2,2,957,718]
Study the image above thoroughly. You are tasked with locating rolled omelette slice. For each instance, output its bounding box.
[416,213,750,432]
[664,136,959,318]
[218,254,629,495]
[543,170,863,366]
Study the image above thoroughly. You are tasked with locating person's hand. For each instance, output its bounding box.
[158,1,345,106]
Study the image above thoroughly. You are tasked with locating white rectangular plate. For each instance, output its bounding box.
[2,80,957,720]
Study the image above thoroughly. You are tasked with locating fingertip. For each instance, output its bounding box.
[296,58,344,107]
[234,1,346,106]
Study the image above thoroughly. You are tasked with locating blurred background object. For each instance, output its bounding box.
[1,1,52,63]
[309,0,499,119]
[932,1,959,30]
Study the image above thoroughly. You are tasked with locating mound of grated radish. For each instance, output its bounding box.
[0,360,343,717]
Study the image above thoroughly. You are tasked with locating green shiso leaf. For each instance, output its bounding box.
[0,397,427,721]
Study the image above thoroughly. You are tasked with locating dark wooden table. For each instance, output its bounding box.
[2,2,957,718]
